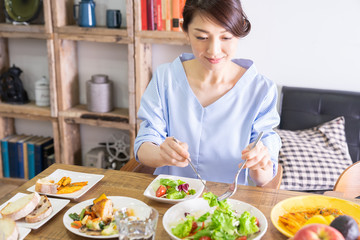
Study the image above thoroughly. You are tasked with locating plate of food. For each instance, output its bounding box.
[163,192,267,240]
[0,192,69,229]
[27,169,104,199]
[143,174,205,204]
[271,195,360,238]
[63,194,151,239]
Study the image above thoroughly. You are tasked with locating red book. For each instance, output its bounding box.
[141,0,148,31]
[180,0,185,20]
[147,0,155,30]
[154,0,162,30]
[172,0,180,31]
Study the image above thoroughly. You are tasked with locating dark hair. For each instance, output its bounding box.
[182,0,251,38]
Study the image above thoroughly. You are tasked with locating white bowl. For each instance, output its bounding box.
[163,198,268,240]
[143,174,205,204]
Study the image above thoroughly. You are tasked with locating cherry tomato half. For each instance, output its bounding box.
[155,185,167,197]
[199,236,212,240]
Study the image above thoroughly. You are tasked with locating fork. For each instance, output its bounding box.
[217,132,264,201]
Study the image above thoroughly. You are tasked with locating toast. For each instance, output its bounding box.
[0,218,19,240]
[25,195,53,223]
[35,177,58,194]
[0,192,40,220]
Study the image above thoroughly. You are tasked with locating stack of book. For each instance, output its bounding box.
[1,135,54,179]
[141,0,186,31]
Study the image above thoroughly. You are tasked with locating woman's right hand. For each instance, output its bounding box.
[159,137,190,167]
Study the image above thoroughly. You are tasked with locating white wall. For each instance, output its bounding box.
[8,0,360,161]
[152,0,360,92]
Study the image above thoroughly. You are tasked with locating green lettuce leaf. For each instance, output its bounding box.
[171,216,194,238]
[238,211,259,236]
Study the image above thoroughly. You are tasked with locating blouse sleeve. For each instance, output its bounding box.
[134,68,168,161]
[251,82,282,178]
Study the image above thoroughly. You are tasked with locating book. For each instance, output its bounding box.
[166,0,172,31]
[43,143,55,169]
[180,0,185,23]
[46,153,55,168]
[154,0,162,30]
[21,136,38,179]
[34,137,53,175]
[161,0,166,30]
[172,0,181,31]
[141,0,148,30]
[8,135,25,178]
[147,0,155,30]
[1,135,16,178]
[16,135,34,179]
[27,136,42,179]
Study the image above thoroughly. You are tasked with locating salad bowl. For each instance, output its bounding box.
[163,198,268,240]
[143,174,205,204]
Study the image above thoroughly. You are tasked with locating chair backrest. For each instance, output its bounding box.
[279,86,360,163]
[333,161,360,198]
[262,164,283,189]
[133,162,156,174]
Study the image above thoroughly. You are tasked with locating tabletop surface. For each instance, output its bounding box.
[1,163,359,240]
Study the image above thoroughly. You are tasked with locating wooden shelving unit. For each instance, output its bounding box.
[132,0,189,123]
[0,0,192,178]
[0,0,60,179]
[52,0,135,165]
[0,0,136,177]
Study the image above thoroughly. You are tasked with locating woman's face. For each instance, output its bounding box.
[185,13,240,71]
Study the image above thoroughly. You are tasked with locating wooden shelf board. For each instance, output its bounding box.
[56,26,132,44]
[60,104,130,129]
[0,101,53,120]
[0,23,49,39]
[136,30,188,45]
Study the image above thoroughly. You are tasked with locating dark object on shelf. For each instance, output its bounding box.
[81,114,128,123]
[0,64,29,104]
[3,0,44,24]
[106,9,121,28]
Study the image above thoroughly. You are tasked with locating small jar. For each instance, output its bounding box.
[86,74,114,112]
[35,76,50,107]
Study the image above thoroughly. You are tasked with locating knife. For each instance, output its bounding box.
[172,137,209,192]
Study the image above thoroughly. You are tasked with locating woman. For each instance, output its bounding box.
[134,0,281,186]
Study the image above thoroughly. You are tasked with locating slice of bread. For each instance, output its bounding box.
[0,192,40,220]
[25,195,53,223]
[35,177,58,194]
[0,218,19,240]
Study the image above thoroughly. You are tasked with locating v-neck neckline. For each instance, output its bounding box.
[176,54,254,110]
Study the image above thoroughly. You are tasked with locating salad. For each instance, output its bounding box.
[171,192,260,240]
[153,178,196,199]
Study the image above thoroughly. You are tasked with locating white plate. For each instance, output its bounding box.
[18,227,31,240]
[163,198,268,240]
[63,196,151,239]
[27,169,104,199]
[143,174,205,204]
[0,192,70,229]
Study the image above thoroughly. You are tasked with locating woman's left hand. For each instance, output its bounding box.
[241,141,272,171]
[241,140,274,186]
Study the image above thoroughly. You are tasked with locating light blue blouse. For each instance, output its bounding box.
[134,53,281,184]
